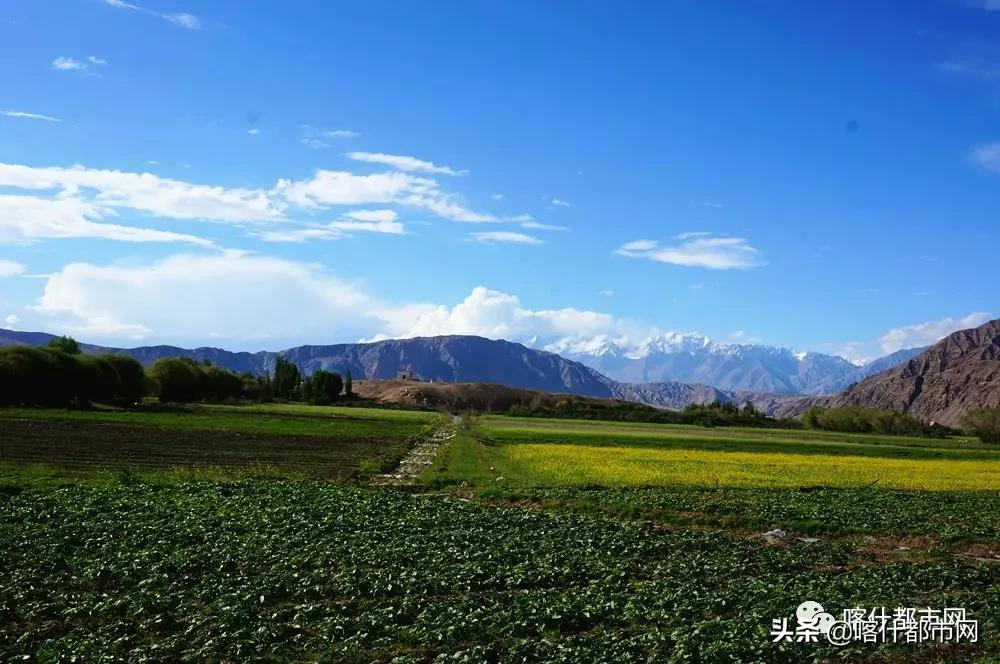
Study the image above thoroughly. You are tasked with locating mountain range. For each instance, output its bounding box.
[774,318,1000,426]
[563,334,925,395]
[0,327,933,412]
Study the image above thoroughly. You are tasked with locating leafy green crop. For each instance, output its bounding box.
[2,482,996,663]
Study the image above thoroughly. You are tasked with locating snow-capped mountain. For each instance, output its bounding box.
[565,334,923,396]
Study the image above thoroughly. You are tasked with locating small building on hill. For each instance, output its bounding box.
[396,370,415,380]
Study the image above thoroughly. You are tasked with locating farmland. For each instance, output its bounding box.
[422,415,1000,490]
[1,404,999,662]
[0,404,438,480]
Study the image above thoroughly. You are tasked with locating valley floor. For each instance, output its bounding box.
[1,403,998,663]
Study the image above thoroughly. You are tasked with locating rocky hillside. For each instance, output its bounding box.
[774,319,1000,426]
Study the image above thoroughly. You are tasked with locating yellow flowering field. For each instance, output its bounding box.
[500,443,1000,491]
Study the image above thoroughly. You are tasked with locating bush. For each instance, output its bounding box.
[963,408,1000,444]
[149,357,246,403]
[802,405,943,437]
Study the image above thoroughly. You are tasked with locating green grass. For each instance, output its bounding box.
[1,480,996,663]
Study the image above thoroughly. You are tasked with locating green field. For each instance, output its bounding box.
[0,404,439,481]
[1,404,998,663]
[421,415,1000,490]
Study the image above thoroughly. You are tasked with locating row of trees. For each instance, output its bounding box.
[0,336,355,407]
[801,405,950,438]
[963,408,1000,444]
[0,337,145,406]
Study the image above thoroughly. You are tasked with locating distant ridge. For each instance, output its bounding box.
[774,318,1000,426]
[565,335,926,396]
[0,328,920,412]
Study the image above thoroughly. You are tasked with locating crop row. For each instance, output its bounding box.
[2,482,997,662]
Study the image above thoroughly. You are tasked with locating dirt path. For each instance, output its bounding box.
[372,415,459,486]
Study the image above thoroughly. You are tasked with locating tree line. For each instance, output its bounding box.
[0,336,354,407]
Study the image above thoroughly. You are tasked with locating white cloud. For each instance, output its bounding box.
[299,126,358,148]
[4,314,20,327]
[551,198,571,207]
[468,231,543,245]
[376,286,621,347]
[251,228,343,243]
[52,57,86,70]
[279,169,496,222]
[0,194,214,247]
[599,290,615,297]
[491,193,504,201]
[247,128,260,135]
[0,162,283,223]
[615,234,764,270]
[344,209,398,222]
[102,0,200,29]
[878,312,992,354]
[2,110,60,122]
[88,56,108,65]
[346,152,467,176]
[521,221,570,231]
[969,142,1000,172]
[32,253,375,341]
[165,13,199,29]
[300,138,329,150]
[278,170,434,207]
[0,260,26,277]
[329,220,405,234]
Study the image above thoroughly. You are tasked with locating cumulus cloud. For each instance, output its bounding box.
[4,314,20,327]
[31,253,376,341]
[346,152,467,176]
[615,234,764,270]
[1,110,60,122]
[468,231,543,245]
[878,312,992,354]
[375,286,622,346]
[26,254,660,354]
[0,259,26,277]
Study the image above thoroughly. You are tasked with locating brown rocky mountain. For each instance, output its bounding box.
[773,319,1000,426]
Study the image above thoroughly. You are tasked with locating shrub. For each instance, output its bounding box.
[963,408,1000,444]
[801,405,942,437]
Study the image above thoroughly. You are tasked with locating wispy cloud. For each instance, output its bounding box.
[599,289,615,297]
[101,0,200,30]
[87,56,108,65]
[968,0,1000,10]
[247,128,260,135]
[468,231,543,245]
[878,312,992,354]
[491,193,504,201]
[1,110,60,122]
[615,234,764,270]
[346,152,467,176]
[551,198,571,207]
[969,142,1000,171]
[0,259,26,278]
[52,56,87,71]
[299,126,358,148]
[521,221,569,232]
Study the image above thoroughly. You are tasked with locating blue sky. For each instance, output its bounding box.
[0,0,997,360]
